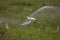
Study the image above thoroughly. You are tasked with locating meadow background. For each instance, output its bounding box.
[0,0,60,40]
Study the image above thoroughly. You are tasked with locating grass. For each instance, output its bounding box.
[0,0,60,40]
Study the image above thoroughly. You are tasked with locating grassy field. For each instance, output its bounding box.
[0,0,60,40]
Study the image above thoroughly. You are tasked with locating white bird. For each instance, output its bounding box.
[6,23,9,29]
[21,17,36,25]
[27,17,36,21]
[0,18,21,29]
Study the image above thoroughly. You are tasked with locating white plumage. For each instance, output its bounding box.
[6,23,9,29]
[21,17,36,25]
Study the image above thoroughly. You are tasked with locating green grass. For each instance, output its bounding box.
[0,0,60,40]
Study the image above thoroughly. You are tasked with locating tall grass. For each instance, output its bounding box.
[0,0,60,40]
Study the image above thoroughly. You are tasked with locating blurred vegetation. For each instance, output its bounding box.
[0,0,60,40]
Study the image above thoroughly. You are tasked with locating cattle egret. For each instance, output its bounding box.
[6,24,9,29]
